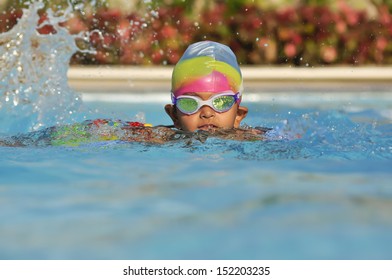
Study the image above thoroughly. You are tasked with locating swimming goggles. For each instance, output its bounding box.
[171,91,241,115]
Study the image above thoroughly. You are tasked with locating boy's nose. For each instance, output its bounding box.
[199,105,215,118]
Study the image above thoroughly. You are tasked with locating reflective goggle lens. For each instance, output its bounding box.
[213,95,236,111]
[176,98,198,114]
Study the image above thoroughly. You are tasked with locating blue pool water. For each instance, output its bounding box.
[1,88,391,259]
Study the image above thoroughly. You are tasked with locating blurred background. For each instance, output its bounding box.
[1,0,391,66]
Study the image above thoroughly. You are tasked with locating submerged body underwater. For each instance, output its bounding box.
[0,119,270,147]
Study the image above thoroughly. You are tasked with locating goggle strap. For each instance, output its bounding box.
[171,92,177,105]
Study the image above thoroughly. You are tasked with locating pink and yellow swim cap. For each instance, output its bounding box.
[171,41,243,97]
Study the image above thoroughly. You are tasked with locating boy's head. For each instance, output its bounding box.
[165,41,248,132]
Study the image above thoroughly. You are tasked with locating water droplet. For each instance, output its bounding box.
[13,96,19,106]
[150,10,159,18]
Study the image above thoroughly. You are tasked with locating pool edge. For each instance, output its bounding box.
[68,66,392,93]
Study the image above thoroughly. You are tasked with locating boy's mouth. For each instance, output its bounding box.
[197,124,218,131]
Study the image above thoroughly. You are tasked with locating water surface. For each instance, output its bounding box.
[1,91,391,259]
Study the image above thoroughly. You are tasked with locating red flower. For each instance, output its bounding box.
[335,19,347,34]
[117,19,131,43]
[321,46,337,63]
[151,49,164,64]
[37,14,56,34]
[66,16,88,34]
[376,37,388,51]
[161,25,178,38]
[284,43,297,58]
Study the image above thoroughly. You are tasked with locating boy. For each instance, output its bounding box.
[164,41,249,133]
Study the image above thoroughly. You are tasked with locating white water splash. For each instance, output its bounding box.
[0,1,92,134]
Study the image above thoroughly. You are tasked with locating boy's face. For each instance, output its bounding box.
[165,92,248,132]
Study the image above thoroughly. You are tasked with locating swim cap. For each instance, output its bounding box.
[171,41,243,97]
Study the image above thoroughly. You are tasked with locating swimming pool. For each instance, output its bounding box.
[1,1,391,260]
[1,87,391,259]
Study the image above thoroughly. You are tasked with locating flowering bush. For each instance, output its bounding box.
[1,1,391,65]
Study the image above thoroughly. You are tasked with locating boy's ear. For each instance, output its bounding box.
[164,104,180,128]
[234,106,248,128]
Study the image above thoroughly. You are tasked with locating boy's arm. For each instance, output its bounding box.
[120,126,177,144]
